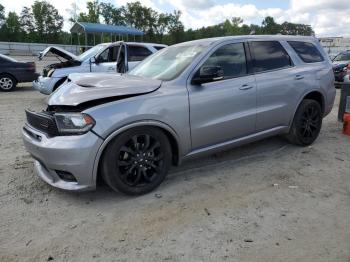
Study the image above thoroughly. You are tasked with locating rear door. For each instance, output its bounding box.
[250,40,310,132]
[188,42,257,149]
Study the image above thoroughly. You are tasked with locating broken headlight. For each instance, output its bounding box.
[47,68,55,77]
[54,113,95,135]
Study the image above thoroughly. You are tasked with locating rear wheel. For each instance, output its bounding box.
[101,127,171,195]
[0,75,16,92]
[286,99,323,146]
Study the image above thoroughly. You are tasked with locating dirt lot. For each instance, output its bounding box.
[0,56,349,262]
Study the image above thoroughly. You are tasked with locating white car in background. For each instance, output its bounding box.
[33,42,167,95]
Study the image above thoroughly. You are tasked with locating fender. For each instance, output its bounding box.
[288,88,326,131]
[91,120,182,184]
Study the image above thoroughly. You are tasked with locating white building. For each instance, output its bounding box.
[319,37,350,57]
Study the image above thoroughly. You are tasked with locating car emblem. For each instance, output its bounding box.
[40,121,49,128]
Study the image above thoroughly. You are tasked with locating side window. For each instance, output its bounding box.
[110,46,118,62]
[98,46,118,63]
[154,46,165,51]
[251,41,292,72]
[201,43,247,79]
[128,46,153,62]
[288,41,324,63]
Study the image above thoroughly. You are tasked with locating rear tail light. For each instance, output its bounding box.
[347,64,350,70]
[27,62,36,72]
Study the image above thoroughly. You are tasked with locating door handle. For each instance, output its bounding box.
[108,67,115,70]
[239,84,253,90]
[295,75,304,80]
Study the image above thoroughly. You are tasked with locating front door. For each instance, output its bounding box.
[188,42,257,149]
[91,45,118,73]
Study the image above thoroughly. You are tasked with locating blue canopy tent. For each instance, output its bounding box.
[70,22,144,47]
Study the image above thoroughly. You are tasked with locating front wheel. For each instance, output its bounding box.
[286,99,323,146]
[0,75,16,92]
[101,127,172,195]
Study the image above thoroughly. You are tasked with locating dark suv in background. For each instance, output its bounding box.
[332,50,350,82]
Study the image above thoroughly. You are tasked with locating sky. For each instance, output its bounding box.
[1,0,349,37]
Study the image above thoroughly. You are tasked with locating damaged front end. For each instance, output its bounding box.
[39,46,82,77]
[42,60,81,77]
[25,109,95,137]
[28,73,162,136]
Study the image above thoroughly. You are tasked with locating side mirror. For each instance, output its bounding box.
[192,66,224,85]
[90,57,97,64]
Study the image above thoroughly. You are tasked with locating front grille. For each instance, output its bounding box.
[25,110,59,137]
[334,68,344,73]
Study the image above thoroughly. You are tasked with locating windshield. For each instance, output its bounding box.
[77,44,108,61]
[333,53,350,62]
[128,44,207,81]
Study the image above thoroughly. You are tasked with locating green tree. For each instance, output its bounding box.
[78,0,100,23]
[280,22,314,36]
[0,1,316,45]
[123,2,151,30]
[262,16,281,34]
[100,2,124,25]
[31,1,64,42]
[0,4,5,26]
[2,12,22,41]
[20,7,35,39]
[167,11,184,44]
[231,17,243,27]
[155,13,171,42]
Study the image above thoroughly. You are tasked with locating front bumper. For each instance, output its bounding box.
[22,124,104,191]
[32,76,60,95]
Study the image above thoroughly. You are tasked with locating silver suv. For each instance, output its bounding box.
[23,35,336,195]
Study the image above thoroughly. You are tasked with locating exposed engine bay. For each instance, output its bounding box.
[42,60,81,77]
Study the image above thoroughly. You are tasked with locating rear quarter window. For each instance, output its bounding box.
[288,41,324,63]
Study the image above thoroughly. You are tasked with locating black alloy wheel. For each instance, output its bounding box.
[118,134,164,186]
[287,99,323,146]
[102,127,171,195]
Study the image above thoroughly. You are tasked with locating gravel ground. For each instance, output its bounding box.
[0,56,349,262]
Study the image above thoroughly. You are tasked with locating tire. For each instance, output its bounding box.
[0,74,16,92]
[286,99,323,146]
[101,127,172,195]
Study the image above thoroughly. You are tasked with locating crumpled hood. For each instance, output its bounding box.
[47,73,162,106]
